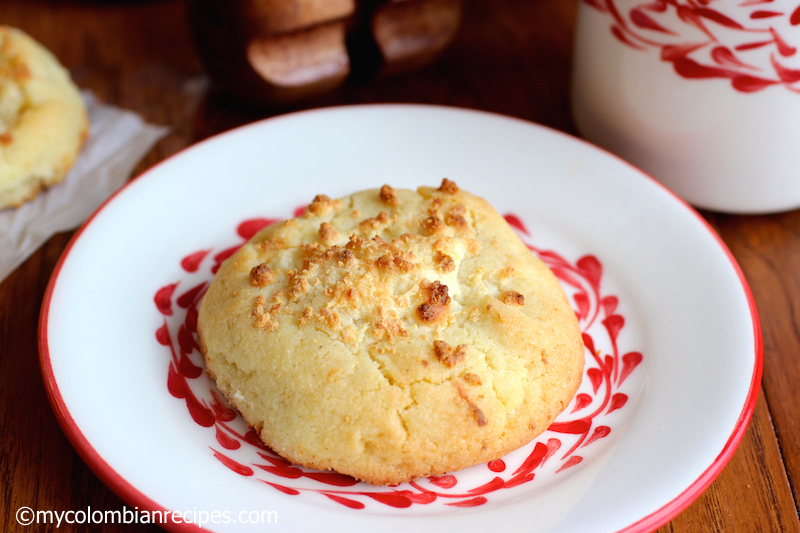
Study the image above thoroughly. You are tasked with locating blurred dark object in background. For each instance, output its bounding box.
[187,0,463,108]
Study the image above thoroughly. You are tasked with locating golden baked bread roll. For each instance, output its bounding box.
[198,180,585,485]
[0,26,88,210]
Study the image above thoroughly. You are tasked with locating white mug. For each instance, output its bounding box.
[571,0,800,214]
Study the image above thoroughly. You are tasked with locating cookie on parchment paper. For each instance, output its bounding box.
[197,179,584,485]
[0,26,88,210]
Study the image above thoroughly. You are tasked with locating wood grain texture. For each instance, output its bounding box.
[0,1,798,531]
[709,210,800,512]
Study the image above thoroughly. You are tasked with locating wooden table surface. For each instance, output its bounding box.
[2,1,799,531]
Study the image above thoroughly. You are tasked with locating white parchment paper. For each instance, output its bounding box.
[0,91,169,283]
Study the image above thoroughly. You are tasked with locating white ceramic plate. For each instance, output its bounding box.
[39,105,760,533]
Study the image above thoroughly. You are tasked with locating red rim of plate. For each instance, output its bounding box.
[37,104,763,533]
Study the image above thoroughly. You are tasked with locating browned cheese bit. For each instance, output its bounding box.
[463,372,482,385]
[249,263,275,287]
[379,184,399,205]
[502,291,525,306]
[433,340,468,366]
[418,280,450,322]
[421,215,445,235]
[454,382,487,426]
[319,222,340,245]
[439,178,459,194]
[434,251,455,273]
[445,204,469,232]
[307,194,341,215]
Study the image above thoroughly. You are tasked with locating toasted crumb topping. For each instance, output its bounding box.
[345,234,393,255]
[463,372,482,385]
[359,211,391,232]
[379,185,399,206]
[253,295,278,330]
[307,194,342,215]
[374,311,409,341]
[319,308,342,330]
[502,291,525,306]
[428,198,444,217]
[454,382,487,426]
[342,326,357,344]
[301,244,358,273]
[449,203,466,217]
[287,269,310,299]
[500,266,515,278]
[418,303,442,322]
[301,242,325,256]
[439,178,459,194]
[298,307,313,324]
[434,251,455,273]
[249,264,275,287]
[336,248,355,265]
[474,408,488,427]
[445,204,469,232]
[319,222,340,245]
[454,344,469,362]
[433,340,468,366]
[397,233,419,245]
[418,280,450,322]
[433,340,450,363]
[421,215,445,235]
[272,290,288,305]
[427,281,450,306]
[376,252,415,273]
[433,237,453,252]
